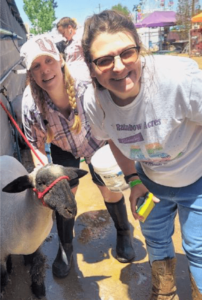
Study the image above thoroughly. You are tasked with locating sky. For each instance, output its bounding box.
[14,0,183,27]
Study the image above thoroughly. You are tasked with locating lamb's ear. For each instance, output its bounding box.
[64,167,88,180]
[2,175,34,193]
[73,168,88,179]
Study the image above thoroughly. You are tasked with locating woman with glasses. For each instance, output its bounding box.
[82,10,202,300]
[20,33,135,280]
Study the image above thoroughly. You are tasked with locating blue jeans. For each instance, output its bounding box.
[136,162,202,293]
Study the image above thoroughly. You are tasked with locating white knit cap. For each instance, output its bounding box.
[20,34,60,70]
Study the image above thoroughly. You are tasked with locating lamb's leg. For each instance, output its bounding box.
[0,260,8,292]
[24,249,46,299]
[6,255,12,274]
[24,252,35,266]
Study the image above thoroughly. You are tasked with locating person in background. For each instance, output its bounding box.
[82,10,202,300]
[55,39,68,58]
[56,17,91,83]
[20,34,135,279]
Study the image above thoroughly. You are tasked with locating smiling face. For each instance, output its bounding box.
[90,32,142,106]
[30,55,63,94]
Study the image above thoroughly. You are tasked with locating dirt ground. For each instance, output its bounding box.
[2,147,193,300]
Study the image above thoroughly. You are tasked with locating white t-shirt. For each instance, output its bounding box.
[84,55,202,187]
[64,27,91,83]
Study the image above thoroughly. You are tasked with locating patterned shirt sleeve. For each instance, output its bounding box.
[22,86,47,149]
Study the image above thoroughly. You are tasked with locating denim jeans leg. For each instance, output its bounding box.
[136,162,202,293]
[177,178,202,293]
[136,162,177,264]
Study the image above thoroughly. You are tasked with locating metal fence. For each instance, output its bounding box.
[0,0,27,156]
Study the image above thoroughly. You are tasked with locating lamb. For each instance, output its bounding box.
[0,155,87,298]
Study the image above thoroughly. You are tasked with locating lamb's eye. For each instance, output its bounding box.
[37,180,45,186]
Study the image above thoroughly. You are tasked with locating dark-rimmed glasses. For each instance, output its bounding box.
[92,46,140,72]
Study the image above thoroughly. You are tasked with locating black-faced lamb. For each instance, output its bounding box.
[0,155,87,298]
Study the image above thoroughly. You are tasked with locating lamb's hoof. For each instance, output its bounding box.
[31,282,45,299]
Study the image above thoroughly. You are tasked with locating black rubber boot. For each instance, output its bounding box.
[52,212,74,278]
[105,197,135,263]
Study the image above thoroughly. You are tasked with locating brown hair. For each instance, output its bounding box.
[27,59,81,143]
[57,17,77,29]
[82,10,148,89]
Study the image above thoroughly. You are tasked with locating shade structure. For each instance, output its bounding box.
[191,12,202,23]
[135,11,176,28]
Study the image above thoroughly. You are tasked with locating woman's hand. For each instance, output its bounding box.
[129,183,160,221]
[107,140,160,220]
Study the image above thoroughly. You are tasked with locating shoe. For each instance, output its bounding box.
[105,197,135,263]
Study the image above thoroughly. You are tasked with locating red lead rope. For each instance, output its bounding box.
[0,101,70,206]
[0,100,45,166]
[33,175,70,207]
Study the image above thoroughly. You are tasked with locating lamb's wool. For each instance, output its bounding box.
[0,155,87,298]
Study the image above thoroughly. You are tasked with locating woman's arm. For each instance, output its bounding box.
[22,88,49,168]
[108,140,159,220]
[108,139,138,178]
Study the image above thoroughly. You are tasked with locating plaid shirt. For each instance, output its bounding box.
[22,82,105,163]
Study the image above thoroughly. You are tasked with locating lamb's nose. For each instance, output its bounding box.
[65,207,77,217]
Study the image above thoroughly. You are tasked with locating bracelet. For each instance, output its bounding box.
[129,179,142,188]
[124,173,139,183]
